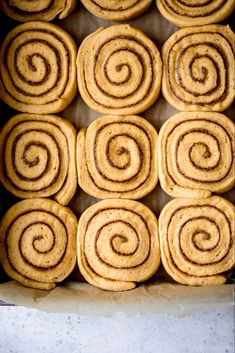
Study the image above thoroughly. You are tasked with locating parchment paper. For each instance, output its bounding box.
[0,3,234,317]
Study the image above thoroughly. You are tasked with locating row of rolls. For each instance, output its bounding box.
[0,195,234,291]
[1,0,234,26]
[0,112,234,202]
[0,111,234,291]
[0,21,234,115]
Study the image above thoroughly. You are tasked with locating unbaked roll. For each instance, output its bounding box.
[0,198,77,290]
[0,21,77,114]
[0,0,77,22]
[156,0,235,27]
[77,25,162,115]
[77,115,158,199]
[158,112,235,198]
[81,0,152,21]
[162,25,235,112]
[77,199,160,291]
[0,114,77,205]
[159,197,235,285]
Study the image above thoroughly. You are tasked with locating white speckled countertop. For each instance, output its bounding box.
[0,306,234,353]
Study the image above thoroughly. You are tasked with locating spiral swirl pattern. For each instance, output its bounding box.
[0,0,76,22]
[0,21,77,114]
[162,25,235,112]
[156,0,235,27]
[0,114,77,205]
[77,115,158,199]
[159,197,235,285]
[0,198,77,290]
[158,112,235,198]
[77,25,162,115]
[81,0,152,21]
[77,199,160,291]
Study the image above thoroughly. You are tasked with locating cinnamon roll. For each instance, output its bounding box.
[77,25,162,115]
[0,114,77,205]
[159,197,235,285]
[156,0,235,27]
[77,115,158,199]
[81,0,152,21]
[77,199,160,291]
[0,0,77,22]
[0,198,77,290]
[162,25,235,112]
[158,112,235,198]
[0,21,77,114]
